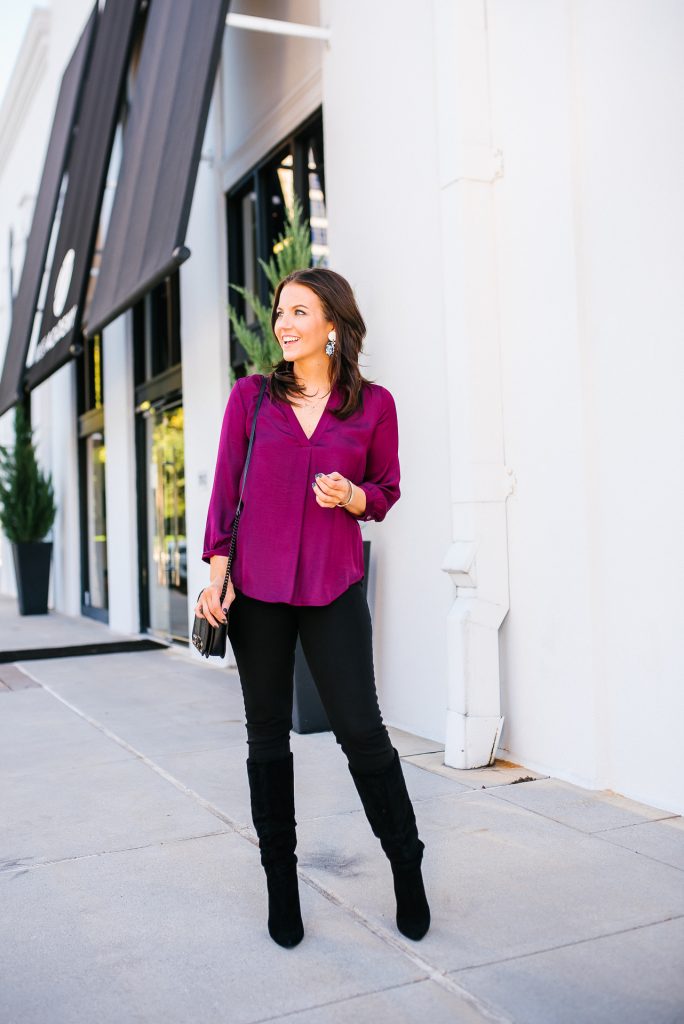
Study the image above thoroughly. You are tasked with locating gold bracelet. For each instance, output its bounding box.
[337,479,354,507]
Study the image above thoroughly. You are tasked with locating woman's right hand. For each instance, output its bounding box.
[194,578,236,627]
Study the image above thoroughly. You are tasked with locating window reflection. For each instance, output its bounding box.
[277,152,295,222]
[241,191,258,325]
[226,111,328,370]
[145,402,187,642]
[85,432,108,612]
[308,144,328,266]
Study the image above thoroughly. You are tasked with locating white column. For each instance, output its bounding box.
[180,89,233,663]
[50,364,81,614]
[434,0,510,767]
[102,312,140,635]
[30,364,81,615]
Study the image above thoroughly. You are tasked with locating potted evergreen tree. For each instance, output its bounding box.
[0,405,56,615]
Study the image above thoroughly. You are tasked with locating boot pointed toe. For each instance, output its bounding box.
[266,868,305,948]
[393,864,431,940]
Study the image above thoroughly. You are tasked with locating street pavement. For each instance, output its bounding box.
[1,600,683,1024]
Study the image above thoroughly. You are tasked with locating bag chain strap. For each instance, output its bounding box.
[218,374,268,605]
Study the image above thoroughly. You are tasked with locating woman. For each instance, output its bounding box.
[196,267,430,949]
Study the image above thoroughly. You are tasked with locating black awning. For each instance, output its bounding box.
[0,8,96,418]
[84,0,231,337]
[24,0,141,392]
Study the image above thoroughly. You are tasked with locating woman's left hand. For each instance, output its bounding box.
[312,471,352,508]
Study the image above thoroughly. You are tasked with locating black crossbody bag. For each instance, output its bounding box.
[192,374,268,658]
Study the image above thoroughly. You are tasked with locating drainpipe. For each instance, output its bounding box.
[434,0,512,768]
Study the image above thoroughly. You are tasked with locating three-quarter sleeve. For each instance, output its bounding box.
[202,378,249,562]
[353,387,401,523]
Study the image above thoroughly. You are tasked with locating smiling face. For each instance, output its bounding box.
[274,283,334,363]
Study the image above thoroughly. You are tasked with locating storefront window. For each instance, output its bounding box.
[226,109,328,372]
[133,272,186,643]
[307,143,328,265]
[262,148,294,244]
[84,431,108,611]
[135,274,181,381]
[241,190,258,326]
[77,332,109,621]
[144,402,186,642]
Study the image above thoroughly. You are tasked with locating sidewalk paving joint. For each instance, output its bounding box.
[3,638,684,1023]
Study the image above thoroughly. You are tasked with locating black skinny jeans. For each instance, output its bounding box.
[227,579,395,775]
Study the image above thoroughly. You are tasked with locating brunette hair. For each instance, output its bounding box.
[268,268,374,417]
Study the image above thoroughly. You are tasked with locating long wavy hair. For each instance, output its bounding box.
[268,268,374,418]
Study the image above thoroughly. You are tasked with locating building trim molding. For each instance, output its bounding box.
[0,8,52,177]
[220,65,322,190]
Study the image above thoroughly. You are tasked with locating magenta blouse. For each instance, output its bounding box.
[202,374,401,605]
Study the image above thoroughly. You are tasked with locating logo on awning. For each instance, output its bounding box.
[26,247,79,366]
[32,304,78,365]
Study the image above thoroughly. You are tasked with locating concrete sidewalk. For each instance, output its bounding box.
[1,637,683,1023]
[0,595,164,660]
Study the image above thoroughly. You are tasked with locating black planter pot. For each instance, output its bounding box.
[293,539,371,734]
[12,541,52,615]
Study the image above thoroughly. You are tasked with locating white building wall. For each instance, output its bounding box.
[485,0,599,786]
[102,313,139,635]
[181,92,233,661]
[486,0,684,812]
[568,0,684,812]
[30,363,81,616]
[432,0,509,770]
[222,0,323,185]
[320,0,453,742]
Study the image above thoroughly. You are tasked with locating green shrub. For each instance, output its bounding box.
[228,194,324,381]
[0,405,56,543]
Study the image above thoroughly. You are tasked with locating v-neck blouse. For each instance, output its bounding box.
[202,373,401,605]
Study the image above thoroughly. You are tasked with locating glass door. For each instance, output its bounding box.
[84,431,108,615]
[144,401,187,642]
[78,333,108,622]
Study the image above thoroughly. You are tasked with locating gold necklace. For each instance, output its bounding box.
[299,388,331,407]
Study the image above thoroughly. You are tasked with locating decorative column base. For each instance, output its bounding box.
[444,709,504,770]
[441,551,510,771]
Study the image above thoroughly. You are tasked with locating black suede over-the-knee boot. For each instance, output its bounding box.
[246,752,304,948]
[348,747,431,941]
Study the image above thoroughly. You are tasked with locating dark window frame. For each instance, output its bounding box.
[133,272,182,394]
[76,332,108,622]
[226,108,326,373]
[132,271,183,639]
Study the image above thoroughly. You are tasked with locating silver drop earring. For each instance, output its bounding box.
[325,330,336,357]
